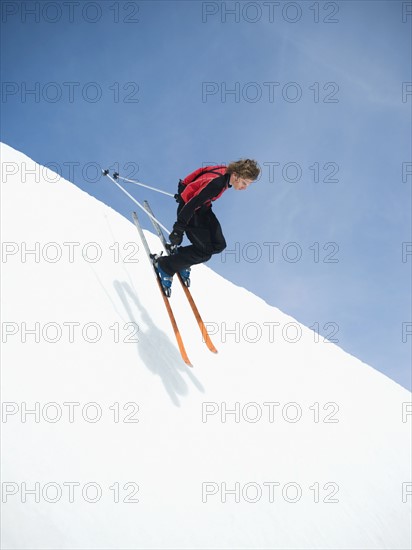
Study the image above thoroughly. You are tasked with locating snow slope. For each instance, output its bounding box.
[1,142,411,549]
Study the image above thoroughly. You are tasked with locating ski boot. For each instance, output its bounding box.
[151,254,173,297]
[178,266,191,288]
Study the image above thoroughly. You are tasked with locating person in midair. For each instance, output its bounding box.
[154,159,261,295]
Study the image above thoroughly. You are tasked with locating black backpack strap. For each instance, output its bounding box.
[175,179,185,203]
[192,168,223,181]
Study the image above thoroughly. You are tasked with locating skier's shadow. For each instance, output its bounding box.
[113,280,204,407]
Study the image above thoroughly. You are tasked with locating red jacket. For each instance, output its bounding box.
[177,165,230,225]
[181,165,228,203]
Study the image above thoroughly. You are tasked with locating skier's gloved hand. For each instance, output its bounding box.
[169,222,185,246]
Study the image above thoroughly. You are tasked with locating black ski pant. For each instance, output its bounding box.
[159,207,226,276]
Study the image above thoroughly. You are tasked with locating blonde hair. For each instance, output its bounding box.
[226,159,260,181]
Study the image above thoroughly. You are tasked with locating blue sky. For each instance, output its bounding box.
[1,0,411,389]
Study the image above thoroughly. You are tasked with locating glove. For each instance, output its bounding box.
[169,222,185,246]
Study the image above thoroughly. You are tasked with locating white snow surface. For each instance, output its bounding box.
[1,142,411,549]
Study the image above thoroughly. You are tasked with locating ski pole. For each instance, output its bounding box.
[112,172,175,198]
[102,170,171,235]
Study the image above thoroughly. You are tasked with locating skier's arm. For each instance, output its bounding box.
[177,176,227,226]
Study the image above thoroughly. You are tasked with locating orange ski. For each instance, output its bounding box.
[132,211,192,367]
[143,201,218,355]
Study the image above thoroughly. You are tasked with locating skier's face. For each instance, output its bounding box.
[231,174,253,190]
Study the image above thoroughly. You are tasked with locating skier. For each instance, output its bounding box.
[153,159,260,295]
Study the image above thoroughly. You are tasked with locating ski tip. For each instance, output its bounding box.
[203,340,218,354]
